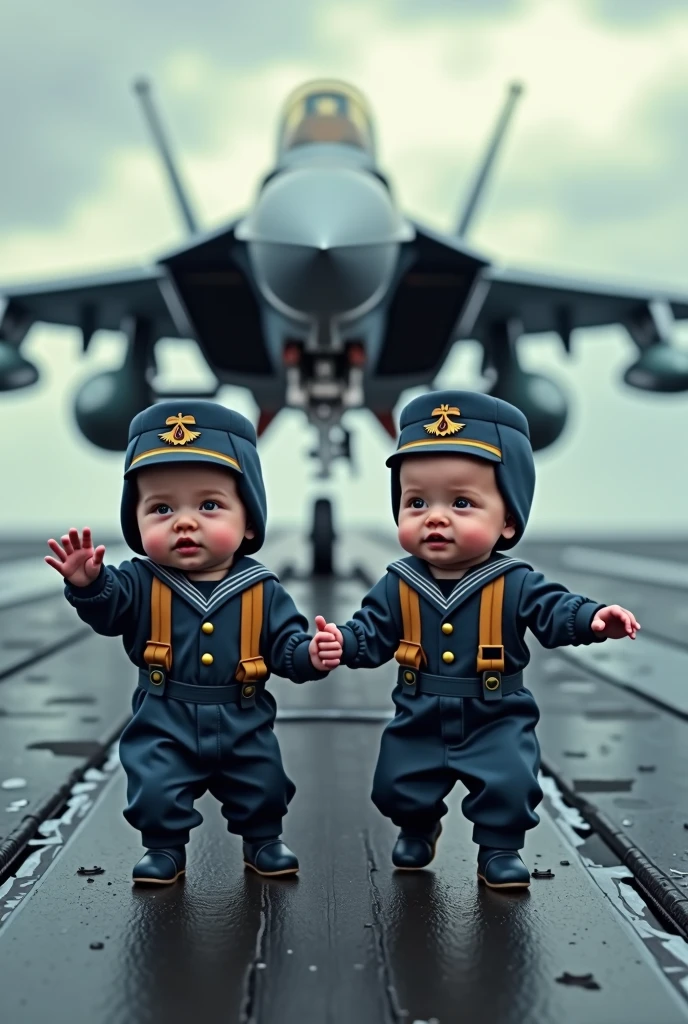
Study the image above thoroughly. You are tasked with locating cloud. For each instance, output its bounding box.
[392,0,522,16]
[0,0,324,230]
[588,0,688,24]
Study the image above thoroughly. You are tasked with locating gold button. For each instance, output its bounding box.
[201,653,214,666]
[242,685,255,698]
[441,623,453,635]
[442,651,454,664]
[485,675,500,691]
[150,670,163,685]
[404,671,415,684]
[202,622,214,634]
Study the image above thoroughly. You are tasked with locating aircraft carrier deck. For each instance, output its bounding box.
[2,531,688,1024]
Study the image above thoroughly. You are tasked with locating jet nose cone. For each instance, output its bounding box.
[237,167,414,317]
[236,166,414,249]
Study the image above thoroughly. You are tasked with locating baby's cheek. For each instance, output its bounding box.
[140,523,169,561]
[206,520,243,554]
[461,521,494,552]
[398,520,421,552]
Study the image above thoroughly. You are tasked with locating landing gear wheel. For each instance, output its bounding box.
[311,498,335,576]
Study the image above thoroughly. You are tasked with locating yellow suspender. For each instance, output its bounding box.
[235,583,268,683]
[395,574,506,675]
[143,577,268,684]
[476,575,505,674]
[394,580,426,669]
[144,576,173,675]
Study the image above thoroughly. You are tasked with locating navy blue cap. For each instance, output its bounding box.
[387,390,535,549]
[120,400,267,555]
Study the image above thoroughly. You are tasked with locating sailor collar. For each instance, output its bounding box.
[135,555,277,616]
[387,553,531,616]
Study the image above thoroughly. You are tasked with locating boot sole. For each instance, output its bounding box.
[243,861,299,877]
[477,872,530,889]
[133,869,185,885]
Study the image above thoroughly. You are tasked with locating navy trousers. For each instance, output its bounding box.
[372,686,542,849]
[118,688,295,848]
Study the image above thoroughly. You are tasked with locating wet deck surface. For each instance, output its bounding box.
[2,533,688,1023]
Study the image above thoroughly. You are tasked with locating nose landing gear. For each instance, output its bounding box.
[310,498,336,576]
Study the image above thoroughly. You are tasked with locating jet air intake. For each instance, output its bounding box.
[237,167,414,318]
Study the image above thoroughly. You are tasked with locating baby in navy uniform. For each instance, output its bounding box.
[318,390,639,888]
[46,400,341,885]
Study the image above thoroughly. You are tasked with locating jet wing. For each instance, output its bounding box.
[375,223,490,377]
[159,223,272,376]
[0,265,182,341]
[465,266,688,341]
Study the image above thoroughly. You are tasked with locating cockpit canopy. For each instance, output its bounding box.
[277,80,376,157]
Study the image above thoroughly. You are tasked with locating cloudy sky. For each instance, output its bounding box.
[2,0,688,540]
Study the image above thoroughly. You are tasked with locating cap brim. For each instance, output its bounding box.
[124,447,243,478]
[385,438,502,467]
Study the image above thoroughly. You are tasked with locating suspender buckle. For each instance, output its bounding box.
[476,644,504,671]
[240,683,257,709]
[481,670,502,702]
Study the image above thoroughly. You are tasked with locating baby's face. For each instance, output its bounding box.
[135,463,254,574]
[397,454,515,573]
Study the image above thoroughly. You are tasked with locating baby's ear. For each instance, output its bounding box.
[244,521,256,540]
[501,512,516,541]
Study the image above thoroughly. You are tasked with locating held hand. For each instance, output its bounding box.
[309,615,343,671]
[591,604,641,640]
[44,528,106,587]
[309,631,342,671]
[313,615,343,646]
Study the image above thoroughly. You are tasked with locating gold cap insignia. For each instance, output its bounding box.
[424,405,464,437]
[159,413,201,446]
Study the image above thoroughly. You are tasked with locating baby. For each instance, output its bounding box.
[46,401,341,884]
[315,390,638,888]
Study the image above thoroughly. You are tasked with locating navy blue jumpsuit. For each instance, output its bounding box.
[338,552,605,850]
[66,555,325,849]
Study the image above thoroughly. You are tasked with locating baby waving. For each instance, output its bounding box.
[309,614,343,671]
[45,527,106,586]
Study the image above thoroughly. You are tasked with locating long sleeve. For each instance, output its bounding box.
[64,562,141,637]
[338,573,401,669]
[518,570,606,649]
[265,581,328,683]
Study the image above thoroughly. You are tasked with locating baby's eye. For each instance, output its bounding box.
[154,504,171,515]
[452,497,472,509]
[201,500,219,512]
[410,498,427,509]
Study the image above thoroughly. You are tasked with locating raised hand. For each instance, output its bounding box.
[309,614,343,671]
[45,528,106,587]
[591,604,641,640]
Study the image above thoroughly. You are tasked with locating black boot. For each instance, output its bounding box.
[392,822,443,870]
[477,847,530,889]
[243,837,299,877]
[132,846,186,885]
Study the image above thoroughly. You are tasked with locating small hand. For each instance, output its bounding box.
[309,615,343,670]
[591,604,641,640]
[45,528,106,587]
[313,615,343,646]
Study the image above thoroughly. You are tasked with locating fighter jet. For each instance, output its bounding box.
[2,78,688,567]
